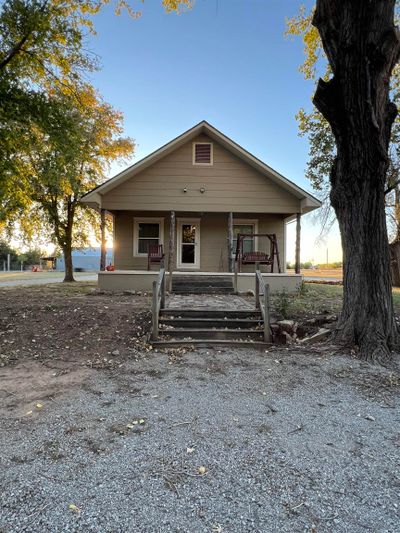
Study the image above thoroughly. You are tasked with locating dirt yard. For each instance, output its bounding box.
[0,283,399,532]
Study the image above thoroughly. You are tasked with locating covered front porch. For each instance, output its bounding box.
[99,209,303,286]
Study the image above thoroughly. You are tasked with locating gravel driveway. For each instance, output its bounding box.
[1,345,399,532]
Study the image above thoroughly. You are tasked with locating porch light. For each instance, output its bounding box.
[200,187,205,193]
[183,187,188,193]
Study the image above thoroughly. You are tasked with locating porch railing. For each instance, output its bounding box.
[151,262,166,340]
[255,269,271,342]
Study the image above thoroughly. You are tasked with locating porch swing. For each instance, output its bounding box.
[234,233,282,273]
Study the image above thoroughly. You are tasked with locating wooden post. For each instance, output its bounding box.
[151,280,159,340]
[228,212,234,273]
[100,208,107,271]
[255,270,260,309]
[295,213,301,274]
[263,284,271,342]
[234,260,238,293]
[168,211,175,292]
[160,260,165,309]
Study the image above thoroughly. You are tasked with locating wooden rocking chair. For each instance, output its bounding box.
[147,244,164,270]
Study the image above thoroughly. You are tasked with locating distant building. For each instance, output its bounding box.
[56,247,113,272]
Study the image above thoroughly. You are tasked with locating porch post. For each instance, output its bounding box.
[295,213,301,274]
[228,212,234,272]
[168,211,175,292]
[100,208,107,271]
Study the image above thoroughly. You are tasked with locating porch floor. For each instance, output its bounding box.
[166,293,254,310]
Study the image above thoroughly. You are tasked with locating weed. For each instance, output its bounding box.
[273,289,291,319]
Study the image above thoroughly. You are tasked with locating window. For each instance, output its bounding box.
[193,142,213,165]
[133,218,164,257]
[232,221,258,255]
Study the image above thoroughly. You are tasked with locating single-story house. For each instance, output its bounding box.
[81,121,320,293]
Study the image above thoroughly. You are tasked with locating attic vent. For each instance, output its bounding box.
[193,142,213,165]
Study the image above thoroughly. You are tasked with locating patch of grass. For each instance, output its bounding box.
[271,283,343,320]
[2,281,97,297]
[272,282,400,320]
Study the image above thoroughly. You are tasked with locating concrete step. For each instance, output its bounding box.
[160,308,261,319]
[150,339,271,349]
[159,317,263,329]
[172,275,233,294]
[159,328,264,340]
[172,288,234,295]
[173,278,233,285]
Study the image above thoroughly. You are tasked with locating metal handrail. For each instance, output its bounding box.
[151,263,166,340]
[255,269,271,342]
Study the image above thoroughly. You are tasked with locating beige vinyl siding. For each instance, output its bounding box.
[102,134,301,214]
[113,211,286,272]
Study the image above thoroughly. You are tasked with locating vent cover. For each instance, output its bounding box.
[194,143,212,164]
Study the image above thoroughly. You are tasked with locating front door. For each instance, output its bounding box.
[177,218,200,269]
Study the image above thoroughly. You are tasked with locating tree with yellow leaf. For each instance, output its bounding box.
[0,0,191,225]
[21,84,134,282]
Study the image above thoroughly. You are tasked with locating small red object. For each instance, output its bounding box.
[106,264,115,271]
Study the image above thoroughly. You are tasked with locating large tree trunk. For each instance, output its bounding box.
[62,242,75,282]
[313,1,400,361]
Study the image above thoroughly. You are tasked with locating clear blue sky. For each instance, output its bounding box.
[86,0,342,264]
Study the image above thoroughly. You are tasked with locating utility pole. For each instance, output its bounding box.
[326,248,329,266]
[7,253,10,271]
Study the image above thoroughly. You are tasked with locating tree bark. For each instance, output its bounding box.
[62,242,75,282]
[62,199,75,282]
[313,0,400,361]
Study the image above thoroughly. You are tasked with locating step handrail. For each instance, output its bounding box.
[255,269,271,342]
[151,263,166,340]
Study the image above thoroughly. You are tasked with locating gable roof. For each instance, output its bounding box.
[81,120,321,212]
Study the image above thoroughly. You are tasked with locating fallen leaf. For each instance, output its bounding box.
[198,466,207,475]
[187,447,195,454]
[68,504,81,513]
[365,415,375,422]
[36,403,43,409]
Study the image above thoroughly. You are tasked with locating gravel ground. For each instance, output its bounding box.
[1,344,399,533]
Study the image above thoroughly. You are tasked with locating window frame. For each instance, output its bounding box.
[232,219,259,256]
[192,142,213,166]
[133,217,164,258]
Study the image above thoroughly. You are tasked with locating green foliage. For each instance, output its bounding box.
[286,261,315,269]
[0,0,187,228]
[18,247,45,266]
[0,240,19,268]
[273,289,291,319]
[271,283,343,320]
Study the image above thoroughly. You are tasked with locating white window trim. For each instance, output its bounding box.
[192,142,213,166]
[232,219,259,256]
[133,217,164,258]
[177,218,201,269]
